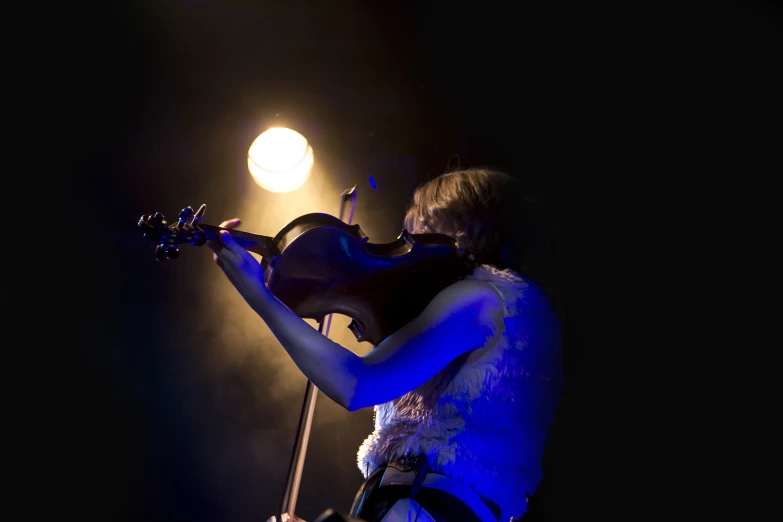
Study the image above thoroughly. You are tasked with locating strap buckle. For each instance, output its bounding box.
[379,455,431,497]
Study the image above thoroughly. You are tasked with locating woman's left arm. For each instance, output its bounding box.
[210,224,504,411]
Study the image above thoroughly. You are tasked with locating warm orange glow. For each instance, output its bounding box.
[247,128,314,193]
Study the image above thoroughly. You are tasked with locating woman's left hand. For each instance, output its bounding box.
[207,218,269,304]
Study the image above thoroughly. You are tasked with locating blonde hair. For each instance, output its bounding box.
[404,168,527,270]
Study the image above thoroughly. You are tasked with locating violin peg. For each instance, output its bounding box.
[154,244,179,261]
[191,204,206,226]
[177,206,194,228]
[154,244,167,260]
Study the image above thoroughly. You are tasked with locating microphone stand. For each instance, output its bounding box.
[267,185,358,522]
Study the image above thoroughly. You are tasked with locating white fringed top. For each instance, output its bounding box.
[357,265,563,521]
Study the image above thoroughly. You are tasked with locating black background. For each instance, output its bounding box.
[11,1,780,521]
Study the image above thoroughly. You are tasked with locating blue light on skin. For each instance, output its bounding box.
[368,176,377,190]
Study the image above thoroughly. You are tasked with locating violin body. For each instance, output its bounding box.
[139,206,477,345]
[266,213,476,345]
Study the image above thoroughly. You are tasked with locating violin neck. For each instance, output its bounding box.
[199,224,280,258]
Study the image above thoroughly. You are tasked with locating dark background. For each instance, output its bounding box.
[14,1,779,521]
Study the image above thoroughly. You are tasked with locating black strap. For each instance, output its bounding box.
[349,463,502,522]
[406,455,431,497]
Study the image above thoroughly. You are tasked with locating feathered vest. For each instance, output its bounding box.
[357,265,563,520]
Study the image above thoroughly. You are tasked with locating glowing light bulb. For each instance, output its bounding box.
[247,128,314,193]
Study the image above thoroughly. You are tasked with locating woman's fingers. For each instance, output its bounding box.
[211,229,247,271]
[207,218,242,253]
[220,218,241,229]
[218,230,248,259]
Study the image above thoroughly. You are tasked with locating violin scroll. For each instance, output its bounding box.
[138,204,209,261]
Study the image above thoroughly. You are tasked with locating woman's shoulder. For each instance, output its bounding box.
[464,265,531,315]
[465,265,559,331]
[420,276,505,325]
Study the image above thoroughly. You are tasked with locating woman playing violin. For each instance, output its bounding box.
[208,168,563,522]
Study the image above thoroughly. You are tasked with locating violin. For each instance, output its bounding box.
[139,204,477,345]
